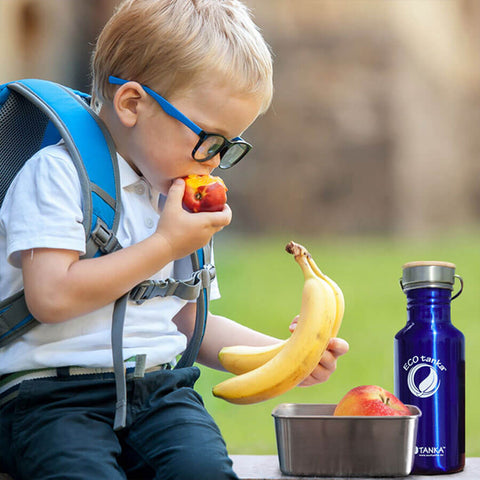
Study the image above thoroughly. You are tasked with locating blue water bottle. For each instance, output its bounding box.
[394,261,465,474]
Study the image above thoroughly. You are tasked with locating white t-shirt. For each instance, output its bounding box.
[0,143,219,374]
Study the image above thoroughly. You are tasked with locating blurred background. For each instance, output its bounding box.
[3,0,480,237]
[1,0,479,457]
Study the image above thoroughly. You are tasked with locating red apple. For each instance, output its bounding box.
[333,385,411,416]
[182,174,228,213]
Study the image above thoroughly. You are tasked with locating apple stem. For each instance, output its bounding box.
[379,393,391,405]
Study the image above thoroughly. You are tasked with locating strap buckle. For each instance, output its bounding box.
[129,283,150,304]
[199,263,216,287]
[91,218,122,254]
[129,278,178,305]
[129,264,216,305]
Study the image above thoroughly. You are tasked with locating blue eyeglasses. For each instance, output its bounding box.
[108,76,252,169]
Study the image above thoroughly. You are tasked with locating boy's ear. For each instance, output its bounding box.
[112,82,147,128]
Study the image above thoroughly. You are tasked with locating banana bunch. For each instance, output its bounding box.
[212,241,344,404]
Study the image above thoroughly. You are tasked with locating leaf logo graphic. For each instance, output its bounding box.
[419,369,438,395]
[407,364,441,398]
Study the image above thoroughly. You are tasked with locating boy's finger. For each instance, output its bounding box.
[327,337,349,356]
[162,178,185,209]
[289,315,300,333]
[318,349,337,372]
[201,203,232,227]
[168,178,185,196]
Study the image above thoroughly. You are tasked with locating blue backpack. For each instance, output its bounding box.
[0,79,215,429]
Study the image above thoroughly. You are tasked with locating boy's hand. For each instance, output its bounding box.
[289,315,349,386]
[298,337,349,386]
[155,178,232,260]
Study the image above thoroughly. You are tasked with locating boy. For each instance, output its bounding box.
[0,1,349,479]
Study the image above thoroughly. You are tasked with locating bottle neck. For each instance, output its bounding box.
[405,287,452,324]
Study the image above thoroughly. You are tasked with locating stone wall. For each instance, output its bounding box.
[2,0,480,236]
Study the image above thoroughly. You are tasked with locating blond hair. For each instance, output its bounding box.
[91,0,273,113]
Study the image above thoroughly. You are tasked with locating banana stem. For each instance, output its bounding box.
[286,241,315,279]
[286,241,309,258]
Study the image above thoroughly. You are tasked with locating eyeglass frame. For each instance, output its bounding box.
[108,76,252,169]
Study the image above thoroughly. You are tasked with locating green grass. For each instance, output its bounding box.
[194,232,480,456]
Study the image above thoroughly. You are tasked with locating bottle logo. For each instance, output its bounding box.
[407,363,440,398]
[415,445,446,457]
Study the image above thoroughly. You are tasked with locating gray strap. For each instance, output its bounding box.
[111,241,213,429]
[129,265,215,304]
[175,243,212,369]
[112,293,128,431]
[86,218,123,258]
[174,288,208,369]
[133,354,147,378]
[0,290,39,347]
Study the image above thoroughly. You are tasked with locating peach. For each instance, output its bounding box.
[182,174,227,213]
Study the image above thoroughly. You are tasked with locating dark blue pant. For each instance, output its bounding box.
[0,366,239,480]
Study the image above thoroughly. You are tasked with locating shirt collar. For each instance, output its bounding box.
[117,153,162,212]
[117,153,141,189]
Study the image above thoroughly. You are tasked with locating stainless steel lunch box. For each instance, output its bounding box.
[272,403,421,477]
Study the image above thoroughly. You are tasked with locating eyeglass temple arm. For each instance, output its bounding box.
[108,76,202,136]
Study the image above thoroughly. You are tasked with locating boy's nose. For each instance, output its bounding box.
[203,153,221,169]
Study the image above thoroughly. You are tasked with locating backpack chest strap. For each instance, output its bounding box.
[129,264,216,304]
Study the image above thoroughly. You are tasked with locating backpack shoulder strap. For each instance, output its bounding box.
[0,291,32,347]
[0,79,122,346]
[175,242,212,369]
[3,79,122,256]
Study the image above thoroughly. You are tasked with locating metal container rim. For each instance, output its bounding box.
[272,403,421,419]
